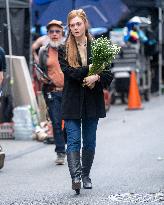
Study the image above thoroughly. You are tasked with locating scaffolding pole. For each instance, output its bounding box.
[158,7,163,95]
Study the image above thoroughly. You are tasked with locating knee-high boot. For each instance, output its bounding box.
[81,149,95,189]
[67,152,81,194]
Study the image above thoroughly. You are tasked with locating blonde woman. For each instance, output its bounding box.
[60,9,113,194]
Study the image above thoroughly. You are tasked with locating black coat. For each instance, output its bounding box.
[58,40,113,120]
[0,47,6,72]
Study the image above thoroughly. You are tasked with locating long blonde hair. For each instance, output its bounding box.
[66,9,92,67]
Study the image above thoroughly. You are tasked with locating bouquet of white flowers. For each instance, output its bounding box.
[88,37,120,76]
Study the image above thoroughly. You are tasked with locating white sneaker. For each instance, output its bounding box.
[55,153,66,165]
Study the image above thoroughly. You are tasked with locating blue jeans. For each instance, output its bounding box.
[64,118,99,153]
[44,91,65,153]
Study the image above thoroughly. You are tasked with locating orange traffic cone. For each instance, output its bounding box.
[127,71,142,110]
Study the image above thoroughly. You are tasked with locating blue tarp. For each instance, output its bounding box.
[34,0,54,5]
[76,0,129,27]
[32,0,129,28]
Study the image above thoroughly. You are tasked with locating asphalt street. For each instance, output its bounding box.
[0,95,164,205]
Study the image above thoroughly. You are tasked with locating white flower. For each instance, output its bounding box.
[88,37,120,76]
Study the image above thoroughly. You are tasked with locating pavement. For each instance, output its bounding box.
[0,95,164,205]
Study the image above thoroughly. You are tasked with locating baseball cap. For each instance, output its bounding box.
[46,20,63,30]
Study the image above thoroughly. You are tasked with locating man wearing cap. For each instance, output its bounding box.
[39,20,66,165]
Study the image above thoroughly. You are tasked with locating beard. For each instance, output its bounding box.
[49,38,65,49]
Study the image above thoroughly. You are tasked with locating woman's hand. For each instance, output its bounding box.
[83,74,100,89]
[83,74,99,87]
[88,82,95,89]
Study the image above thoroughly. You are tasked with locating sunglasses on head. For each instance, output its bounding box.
[48,29,61,34]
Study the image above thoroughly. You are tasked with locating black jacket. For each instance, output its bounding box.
[58,40,113,119]
[0,47,6,72]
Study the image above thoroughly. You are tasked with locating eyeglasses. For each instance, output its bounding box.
[69,22,83,28]
[48,29,62,34]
